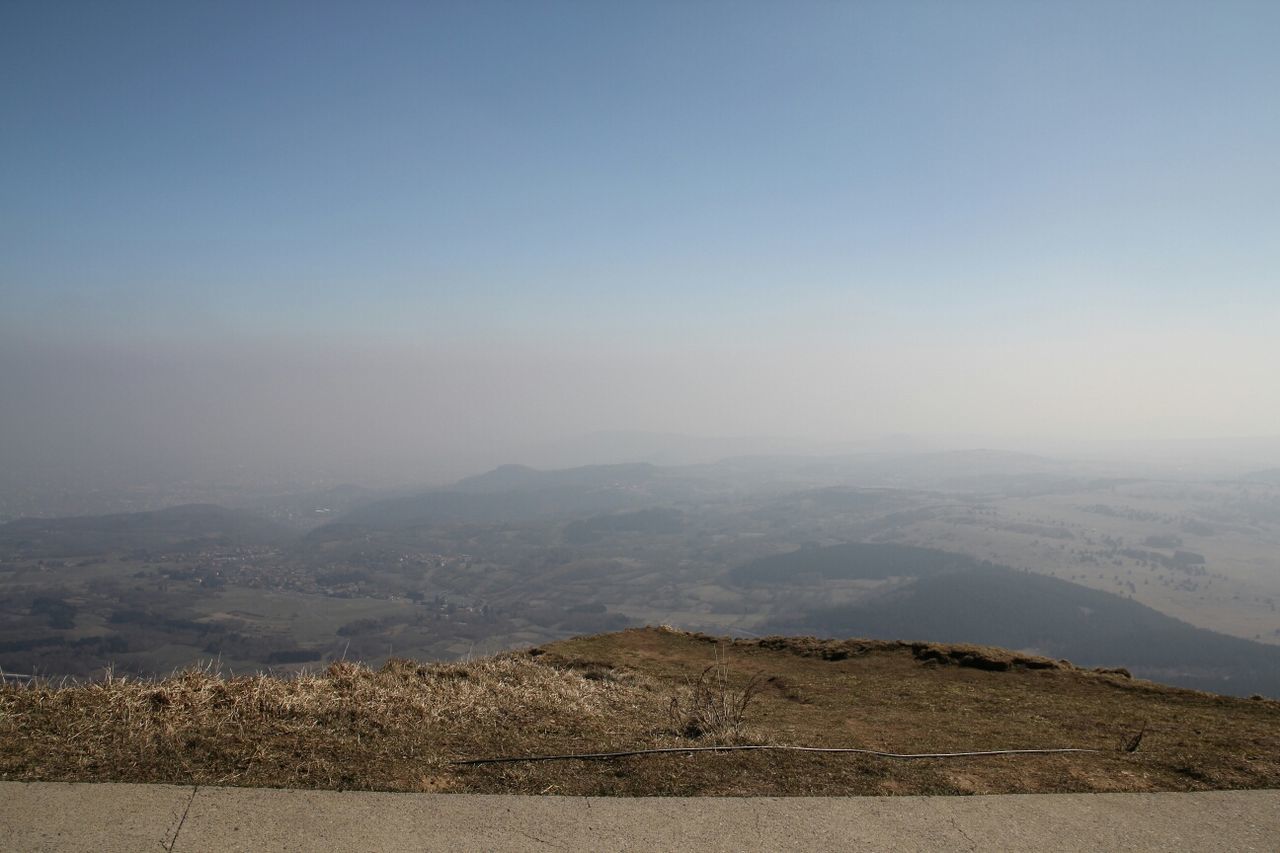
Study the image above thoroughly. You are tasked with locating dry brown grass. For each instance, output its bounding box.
[0,654,668,791]
[3,627,1279,796]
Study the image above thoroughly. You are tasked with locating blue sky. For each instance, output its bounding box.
[2,1,1278,481]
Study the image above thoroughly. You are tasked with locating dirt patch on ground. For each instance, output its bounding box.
[661,629,1123,674]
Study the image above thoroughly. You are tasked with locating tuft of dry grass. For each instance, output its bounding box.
[668,663,762,743]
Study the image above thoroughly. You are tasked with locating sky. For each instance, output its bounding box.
[2,1,1278,487]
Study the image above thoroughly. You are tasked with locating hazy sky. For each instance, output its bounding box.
[3,1,1278,485]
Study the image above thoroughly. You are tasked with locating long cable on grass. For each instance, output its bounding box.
[453,744,1102,766]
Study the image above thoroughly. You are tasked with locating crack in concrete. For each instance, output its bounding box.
[946,811,978,852]
[516,827,566,849]
[162,785,198,852]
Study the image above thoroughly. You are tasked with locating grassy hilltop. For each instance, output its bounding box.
[2,626,1278,796]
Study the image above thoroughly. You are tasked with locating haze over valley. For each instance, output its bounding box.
[3,439,1279,698]
[3,1,1279,709]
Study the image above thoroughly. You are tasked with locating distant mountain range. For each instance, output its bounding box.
[314,463,687,534]
[0,503,292,557]
[313,450,1113,534]
[8,450,1080,548]
[452,462,661,494]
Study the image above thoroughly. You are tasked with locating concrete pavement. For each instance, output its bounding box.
[2,782,1277,851]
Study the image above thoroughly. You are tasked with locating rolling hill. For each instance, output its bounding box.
[740,544,1280,697]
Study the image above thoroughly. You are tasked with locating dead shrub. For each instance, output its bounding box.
[668,663,761,743]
